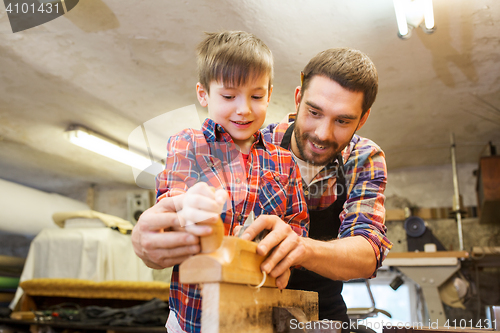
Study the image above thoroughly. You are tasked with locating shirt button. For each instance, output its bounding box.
[207,162,213,168]
[304,190,310,196]
[235,178,241,184]
[274,176,280,182]
[237,215,243,222]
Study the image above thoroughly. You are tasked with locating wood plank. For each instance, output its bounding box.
[386,209,407,221]
[19,279,170,301]
[10,311,35,320]
[471,246,500,255]
[201,282,318,333]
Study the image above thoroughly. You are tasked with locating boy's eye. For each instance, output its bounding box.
[222,95,234,100]
[252,95,264,100]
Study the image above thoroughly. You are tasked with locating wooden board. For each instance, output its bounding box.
[201,282,318,333]
[385,207,477,222]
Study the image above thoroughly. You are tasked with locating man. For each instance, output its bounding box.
[132,47,392,326]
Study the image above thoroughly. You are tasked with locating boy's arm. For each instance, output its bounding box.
[155,132,199,202]
[133,132,208,269]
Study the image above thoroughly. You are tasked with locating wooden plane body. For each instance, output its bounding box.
[179,236,276,287]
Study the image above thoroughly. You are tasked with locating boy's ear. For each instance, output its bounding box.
[196,82,208,107]
[267,85,273,103]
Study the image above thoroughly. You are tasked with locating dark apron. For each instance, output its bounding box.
[280,123,349,325]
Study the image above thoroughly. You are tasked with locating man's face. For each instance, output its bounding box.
[291,75,370,165]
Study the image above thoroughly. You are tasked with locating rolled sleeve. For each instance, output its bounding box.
[339,140,392,277]
[155,131,199,203]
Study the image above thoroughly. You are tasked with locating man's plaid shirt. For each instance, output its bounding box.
[155,118,309,333]
[261,114,392,276]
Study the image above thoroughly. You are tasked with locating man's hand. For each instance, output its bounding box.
[240,215,306,289]
[131,195,214,269]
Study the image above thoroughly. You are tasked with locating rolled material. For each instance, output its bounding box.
[0,178,89,236]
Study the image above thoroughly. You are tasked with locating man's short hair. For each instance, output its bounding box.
[301,47,378,116]
[197,31,273,93]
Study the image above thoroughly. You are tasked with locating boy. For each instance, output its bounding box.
[155,31,309,333]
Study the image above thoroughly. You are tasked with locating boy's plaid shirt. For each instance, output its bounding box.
[155,118,309,333]
[261,114,392,276]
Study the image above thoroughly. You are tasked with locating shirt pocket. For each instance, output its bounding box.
[258,170,289,217]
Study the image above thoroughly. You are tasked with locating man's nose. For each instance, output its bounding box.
[314,121,334,142]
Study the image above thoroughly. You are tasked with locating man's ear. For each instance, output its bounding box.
[356,108,371,131]
[196,82,208,107]
[294,86,302,112]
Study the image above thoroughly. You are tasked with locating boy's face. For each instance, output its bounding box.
[196,74,272,152]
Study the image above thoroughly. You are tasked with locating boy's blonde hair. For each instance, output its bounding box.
[197,31,273,93]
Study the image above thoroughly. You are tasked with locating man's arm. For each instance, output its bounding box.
[240,217,375,288]
[294,235,376,280]
[242,137,391,286]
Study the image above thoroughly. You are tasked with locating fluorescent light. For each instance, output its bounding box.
[66,126,157,173]
[393,0,409,37]
[423,0,435,29]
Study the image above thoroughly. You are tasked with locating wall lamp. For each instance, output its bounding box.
[66,125,159,174]
[393,0,436,40]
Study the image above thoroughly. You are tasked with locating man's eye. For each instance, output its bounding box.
[309,109,319,116]
[337,119,348,125]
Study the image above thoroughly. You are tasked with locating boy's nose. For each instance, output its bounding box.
[236,100,251,115]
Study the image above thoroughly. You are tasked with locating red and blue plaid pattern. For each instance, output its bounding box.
[261,114,392,276]
[156,118,309,333]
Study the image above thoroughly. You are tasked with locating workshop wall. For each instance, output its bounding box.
[385,163,500,252]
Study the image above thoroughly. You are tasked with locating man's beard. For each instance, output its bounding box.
[293,120,340,166]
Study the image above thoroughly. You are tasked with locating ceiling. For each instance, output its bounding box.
[0,0,499,197]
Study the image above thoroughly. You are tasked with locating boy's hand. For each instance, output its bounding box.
[180,182,228,228]
[132,195,213,269]
[240,215,306,289]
